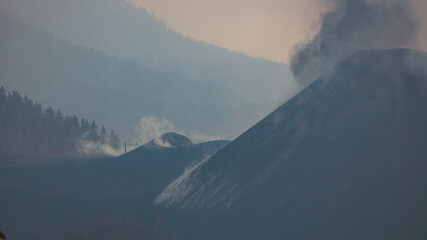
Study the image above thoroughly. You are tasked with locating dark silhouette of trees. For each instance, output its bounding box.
[0,86,121,158]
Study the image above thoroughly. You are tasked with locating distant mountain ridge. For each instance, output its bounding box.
[155,49,427,239]
[0,0,299,138]
[0,0,291,77]
[0,11,292,138]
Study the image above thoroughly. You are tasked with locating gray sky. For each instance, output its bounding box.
[129,0,426,64]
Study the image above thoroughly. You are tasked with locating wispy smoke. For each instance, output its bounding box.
[154,155,212,207]
[77,116,228,156]
[135,116,177,144]
[135,116,229,145]
[290,0,420,86]
[153,137,175,148]
[77,139,122,157]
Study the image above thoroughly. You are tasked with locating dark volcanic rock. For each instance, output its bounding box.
[156,49,427,240]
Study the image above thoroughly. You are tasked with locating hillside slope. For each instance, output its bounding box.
[0,0,299,137]
[0,12,288,138]
[0,136,229,239]
[156,49,427,239]
[0,0,295,83]
[0,86,121,158]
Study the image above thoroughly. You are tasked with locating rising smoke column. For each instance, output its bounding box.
[290,0,419,86]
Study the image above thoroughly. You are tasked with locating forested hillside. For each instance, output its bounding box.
[0,12,277,139]
[0,86,120,158]
[0,2,298,139]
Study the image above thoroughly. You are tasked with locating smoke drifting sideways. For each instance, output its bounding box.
[290,0,421,86]
[135,116,228,145]
[77,116,228,157]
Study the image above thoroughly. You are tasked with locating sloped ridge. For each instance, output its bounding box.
[153,132,193,148]
[155,49,427,239]
[157,48,427,207]
[0,136,230,239]
[0,1,297,138]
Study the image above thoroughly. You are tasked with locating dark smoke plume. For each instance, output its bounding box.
[290,0,419,86]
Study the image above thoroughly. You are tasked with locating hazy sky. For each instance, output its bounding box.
[129,0,327,63]
[130,0,426,64]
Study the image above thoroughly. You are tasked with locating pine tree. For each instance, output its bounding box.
[101,126,107,136]
[0,86,121,158]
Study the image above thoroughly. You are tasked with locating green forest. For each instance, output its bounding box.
[0,86,121,158]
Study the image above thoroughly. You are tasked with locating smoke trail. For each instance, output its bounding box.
[135,116,229,145]
[290,0,420,86]
[77,138,123,157]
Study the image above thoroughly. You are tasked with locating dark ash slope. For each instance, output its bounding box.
[157,49,427,240]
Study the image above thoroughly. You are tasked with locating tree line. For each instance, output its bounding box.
[0,86,121,158]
